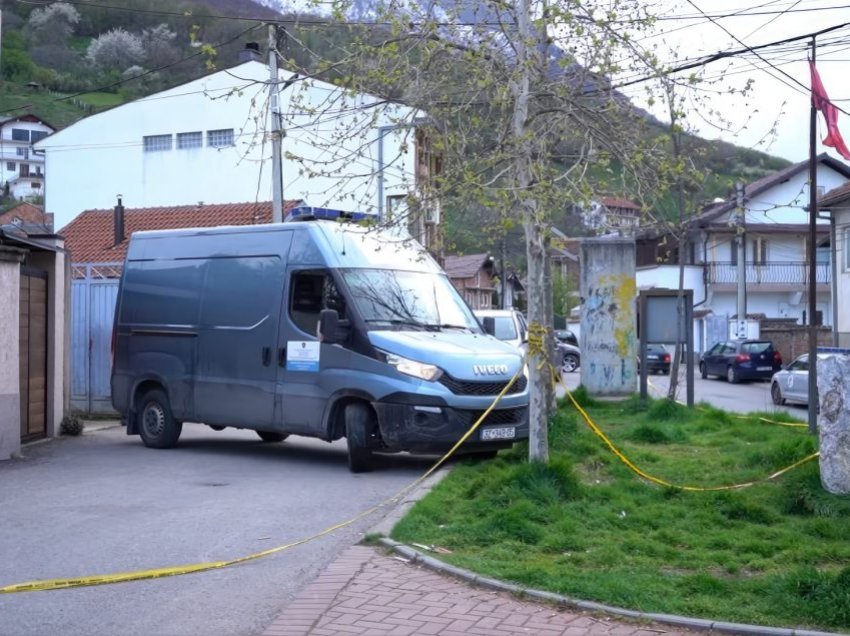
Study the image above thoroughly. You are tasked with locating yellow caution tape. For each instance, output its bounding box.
[562,387,819,492]
[1,366,524,594]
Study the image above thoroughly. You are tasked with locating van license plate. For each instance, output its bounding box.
[481,426,516,441]
[757,366,771,371]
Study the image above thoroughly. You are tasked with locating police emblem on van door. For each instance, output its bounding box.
[473,364,509,376]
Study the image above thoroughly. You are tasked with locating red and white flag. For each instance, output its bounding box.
[810,60,850,161]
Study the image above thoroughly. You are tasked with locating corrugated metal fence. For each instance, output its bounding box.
[71,263,121,414]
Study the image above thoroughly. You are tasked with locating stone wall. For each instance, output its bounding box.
[759,318,832,364]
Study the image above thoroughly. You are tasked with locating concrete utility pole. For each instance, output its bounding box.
[500,236,507,309]
[268,24,284,223]
[735,181,747,339]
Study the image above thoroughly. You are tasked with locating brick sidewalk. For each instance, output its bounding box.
[263,545,696,636]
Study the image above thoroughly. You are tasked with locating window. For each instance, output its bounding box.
[730,239,738,265]
[177,131,202,149]
[20,164,29,177]
[749,237,768,265]
[16,147,28,159]
[11,128,29,142]
[143,134,172,152]
[5,162,14,171]
[30,130,48,143]
[207,129,234,148]
[289,270,345,335]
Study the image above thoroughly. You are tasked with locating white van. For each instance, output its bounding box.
[473,309,528,350]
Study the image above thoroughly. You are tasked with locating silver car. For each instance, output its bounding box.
[770,353,829,406]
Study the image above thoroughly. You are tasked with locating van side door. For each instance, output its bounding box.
[194,252,289,428]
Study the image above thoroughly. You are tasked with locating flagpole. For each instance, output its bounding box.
[807,36,818,435]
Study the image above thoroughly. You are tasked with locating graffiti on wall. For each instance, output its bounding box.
[583,273,636,392]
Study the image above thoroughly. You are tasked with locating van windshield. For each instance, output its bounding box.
[342,269,482,332]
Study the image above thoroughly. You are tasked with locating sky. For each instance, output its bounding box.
[621,0,850,163]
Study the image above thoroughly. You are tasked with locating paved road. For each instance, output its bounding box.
[560,364,809,419]
[0,424,434,636]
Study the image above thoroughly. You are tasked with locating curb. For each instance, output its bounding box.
[375,538,843,636]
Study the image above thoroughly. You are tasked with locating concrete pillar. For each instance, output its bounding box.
[0,246,26,460]
[818,354,850,494]
[579,238,637,396]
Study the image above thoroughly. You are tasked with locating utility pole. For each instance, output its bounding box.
[806,37,819,434]
[268,24,284,223]
[500,236,507,309]
[735,181,747,339]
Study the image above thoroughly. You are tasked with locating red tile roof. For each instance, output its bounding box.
[0,202,53,229]
[600,196,640,210]
[61,200,301,263]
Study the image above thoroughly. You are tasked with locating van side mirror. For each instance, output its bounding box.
[482,316,496,336]
[318,309,350,344]
[319,309,339,344]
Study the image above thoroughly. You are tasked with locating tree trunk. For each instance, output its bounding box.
[525,218,550,463]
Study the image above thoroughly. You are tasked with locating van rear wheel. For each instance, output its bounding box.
[345,404,374,473]
[137,389,182,449]
[256,431,288,443]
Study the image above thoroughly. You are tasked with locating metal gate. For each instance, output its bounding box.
[705,313,728,351]
[71,263,121,414]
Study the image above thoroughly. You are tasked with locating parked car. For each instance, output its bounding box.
[770,353,828,406]
[699,339,782,383]
[638,343,671,374]
[556,342,581,374]
[554,329,578,346]
[474,309,528,350]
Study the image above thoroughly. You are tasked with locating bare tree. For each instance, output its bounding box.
[277,2,703,462]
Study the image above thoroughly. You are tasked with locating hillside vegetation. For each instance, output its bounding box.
[1,0,791,257]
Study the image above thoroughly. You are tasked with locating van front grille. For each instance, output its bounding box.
[438,373,527,396]
[461,407,527,427]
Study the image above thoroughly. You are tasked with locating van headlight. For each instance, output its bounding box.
[381,352,443,381]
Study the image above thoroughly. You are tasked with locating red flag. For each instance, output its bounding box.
[810,60,850,160]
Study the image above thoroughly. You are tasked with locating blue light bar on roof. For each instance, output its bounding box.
[284,206,378,223]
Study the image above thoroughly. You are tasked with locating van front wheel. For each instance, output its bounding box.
[137,389,182,449]
[345,404,374,473]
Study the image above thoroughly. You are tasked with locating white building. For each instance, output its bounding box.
[0,114,54,201]
[36,47,428,234]
[820,182,850,345]
[636,155,850,351]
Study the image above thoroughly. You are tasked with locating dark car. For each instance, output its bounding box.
[699,339,782,383]
[638,344,671,374]
[556,342,581,374]
[554,329,578,346]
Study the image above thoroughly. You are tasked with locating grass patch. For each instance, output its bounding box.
[76,92,125,108]
[392,394,850,632]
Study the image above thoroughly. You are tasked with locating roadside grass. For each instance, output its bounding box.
[75,92,125,108]
[391,390,850,631]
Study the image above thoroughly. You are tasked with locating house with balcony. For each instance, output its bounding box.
[0,114,54,201]
[636,154,850,352]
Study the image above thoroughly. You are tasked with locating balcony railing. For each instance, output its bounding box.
[706,261,830,285]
